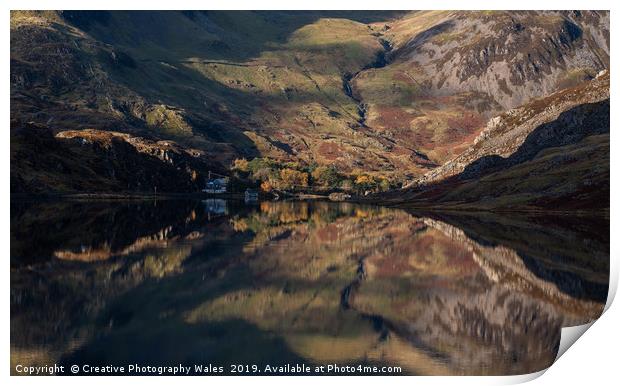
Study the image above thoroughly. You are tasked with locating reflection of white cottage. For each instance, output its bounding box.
[244,189,258,202]
[202,199,228,215]
[203,178,228,194]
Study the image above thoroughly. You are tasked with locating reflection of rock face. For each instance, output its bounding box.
[340,216,595,374]
[52,225,187,262]
[423,218,605,321]
[358,285,564,375]
[11,200,608,375]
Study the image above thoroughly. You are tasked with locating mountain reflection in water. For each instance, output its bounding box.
[10,199,609,375]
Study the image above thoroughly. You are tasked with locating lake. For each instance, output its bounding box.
[10,199,609,375]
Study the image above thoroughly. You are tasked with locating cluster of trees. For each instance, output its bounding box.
[231,157,395,194]
[233,158,308,191]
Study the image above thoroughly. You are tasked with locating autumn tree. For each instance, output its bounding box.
[311,166,339,187]
[260,180,273,192]
[354,174,377,193]
[279,168,308,190]
[340,179,354,191]
[378,178,391,192]
[232,158,249,172]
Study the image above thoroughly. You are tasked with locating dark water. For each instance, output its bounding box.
[10,199,609,375]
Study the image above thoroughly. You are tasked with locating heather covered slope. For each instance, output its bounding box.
[10,11,610,194]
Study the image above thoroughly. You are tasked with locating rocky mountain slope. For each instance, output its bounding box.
[375,71,609,211]
[407,70,609,187]
[354,11,609,165]
[10,11,609,193]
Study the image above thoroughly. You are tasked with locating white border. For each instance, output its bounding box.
[3,1,618,385]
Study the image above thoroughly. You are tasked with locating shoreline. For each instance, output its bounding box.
[10,191,609,217]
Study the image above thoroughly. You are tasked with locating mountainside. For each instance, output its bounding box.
[375,72,610,210]
[354,11,609,165]
[10,10,609,195]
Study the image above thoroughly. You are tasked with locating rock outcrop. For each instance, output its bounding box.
[10,123,225,194]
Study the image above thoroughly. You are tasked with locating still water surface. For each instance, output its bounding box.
[10,199,609,375]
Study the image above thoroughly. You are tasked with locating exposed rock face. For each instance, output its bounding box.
[352,11,609,167]
[392,11,608,110]
[56,129,204,167]
[406,71,609,188]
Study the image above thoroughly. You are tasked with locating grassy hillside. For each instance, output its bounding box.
[10,10,610,194]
